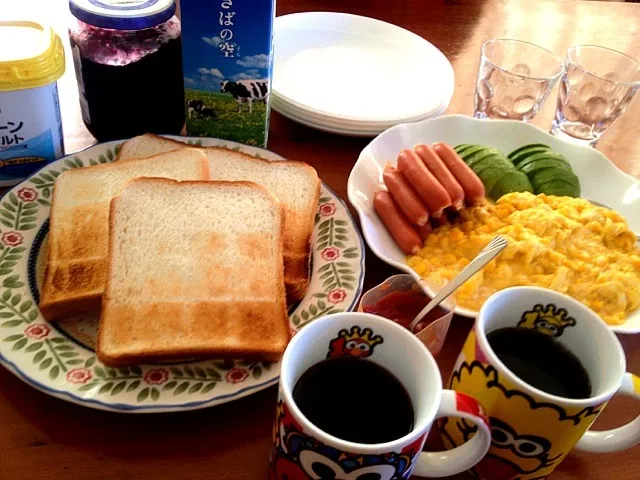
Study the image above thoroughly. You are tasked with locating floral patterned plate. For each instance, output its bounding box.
[0,137,365,412]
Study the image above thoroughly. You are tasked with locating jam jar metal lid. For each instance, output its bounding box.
[69,0,176,31]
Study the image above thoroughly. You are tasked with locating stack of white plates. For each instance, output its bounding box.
[271,12,455,136]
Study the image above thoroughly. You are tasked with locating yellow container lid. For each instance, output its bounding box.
[0,21,65,91]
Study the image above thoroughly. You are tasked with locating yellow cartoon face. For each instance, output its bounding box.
[517,303,576,337]
[440,360,601,480]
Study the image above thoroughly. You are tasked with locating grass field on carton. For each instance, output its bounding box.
[185,89,267,146]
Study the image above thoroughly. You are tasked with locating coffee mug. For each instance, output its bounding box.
[269,312,492,479]
[440,286,640,480]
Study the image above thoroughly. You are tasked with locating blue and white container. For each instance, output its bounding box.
[179,0,276,147]
[0,21,65,187]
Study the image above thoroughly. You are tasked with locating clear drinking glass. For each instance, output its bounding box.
[551,45,640,147]
[474,39,564,122]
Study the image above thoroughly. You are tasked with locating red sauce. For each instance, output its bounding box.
[363,290,447,332]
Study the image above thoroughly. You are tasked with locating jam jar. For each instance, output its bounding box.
[69,0,185,141]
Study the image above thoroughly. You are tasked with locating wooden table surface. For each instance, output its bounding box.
[2,0,639,479]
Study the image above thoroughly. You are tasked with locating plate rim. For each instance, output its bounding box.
[272,11,454,123]
[0,136,366,412]
[348,114,640,334]
[271,94,449,136]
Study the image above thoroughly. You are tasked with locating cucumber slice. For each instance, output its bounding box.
[508,143,551,160]
[518,158,572,175]
[535,178,581,197]
[515,151,571,170]
[489,171,534,200]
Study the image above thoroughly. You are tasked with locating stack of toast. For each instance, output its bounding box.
[39,135,320,366]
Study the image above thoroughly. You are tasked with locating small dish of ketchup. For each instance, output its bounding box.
[358,274,455,356]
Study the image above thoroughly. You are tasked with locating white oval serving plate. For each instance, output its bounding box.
[347,114,640,334]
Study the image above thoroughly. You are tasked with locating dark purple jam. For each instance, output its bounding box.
[69,17,185,141]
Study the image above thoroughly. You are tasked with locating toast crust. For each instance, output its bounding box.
[97,178,289,366]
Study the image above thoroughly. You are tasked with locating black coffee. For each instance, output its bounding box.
[487,327,591,399]
[292,357,414,444]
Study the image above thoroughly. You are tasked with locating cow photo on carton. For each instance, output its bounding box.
[220,79,269,113]
[179,0,275,147]
[186,99,217,119]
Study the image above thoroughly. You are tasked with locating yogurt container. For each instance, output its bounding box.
[0,21,65,187]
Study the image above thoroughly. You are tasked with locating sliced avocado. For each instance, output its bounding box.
[457,145,493,161]
[468,155,509,175]
[509,146,554,166]
[515,151,571,170]
[508,143,550,160]
[454,144,475,154]
[455,145,483,158]
[530,168,580,191]
[535,178,581,197]
[474,163,516,194]
[489,171,534,200]
[518,158,572,175]
[465,149,505,170]
[473,154,514,176]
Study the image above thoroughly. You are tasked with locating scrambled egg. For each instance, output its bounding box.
[407,192,640,325]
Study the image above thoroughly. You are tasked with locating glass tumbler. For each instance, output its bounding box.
[551,45,640,147]
[474,39,564,122]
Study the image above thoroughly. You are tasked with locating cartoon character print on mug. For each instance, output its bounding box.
[270,327,423,480]
[517,303,576,338]
[270,400,422,480]
[439,304,603,480]
[327,326,383,358]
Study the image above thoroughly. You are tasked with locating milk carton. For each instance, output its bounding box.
[179,0,275,147]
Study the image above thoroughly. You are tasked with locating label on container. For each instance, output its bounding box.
[87,0,159,11]
[0,83,64,186]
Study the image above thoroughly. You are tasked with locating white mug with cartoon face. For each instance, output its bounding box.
[441,286,640,480]
[268,312,492,479]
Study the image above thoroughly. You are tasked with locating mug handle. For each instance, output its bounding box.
[412,390,492,478]
[576,373,640,453]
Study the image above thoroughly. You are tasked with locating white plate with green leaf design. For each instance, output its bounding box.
[0,137,365,412]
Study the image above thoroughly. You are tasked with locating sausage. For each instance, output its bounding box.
[416,222,433,239]
[432,142,486,203]
[373,191,423,255]
[383,167,430,226]
[396,149,452,218]
[414,144,465,210]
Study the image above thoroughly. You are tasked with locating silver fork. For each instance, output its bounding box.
[408,235,508,333]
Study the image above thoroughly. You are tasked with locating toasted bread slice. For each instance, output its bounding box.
[40,148,209,321]
[117,134,321,300]
[97,178,289,366]
[116,134,183,160]
[203,148,320,300]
